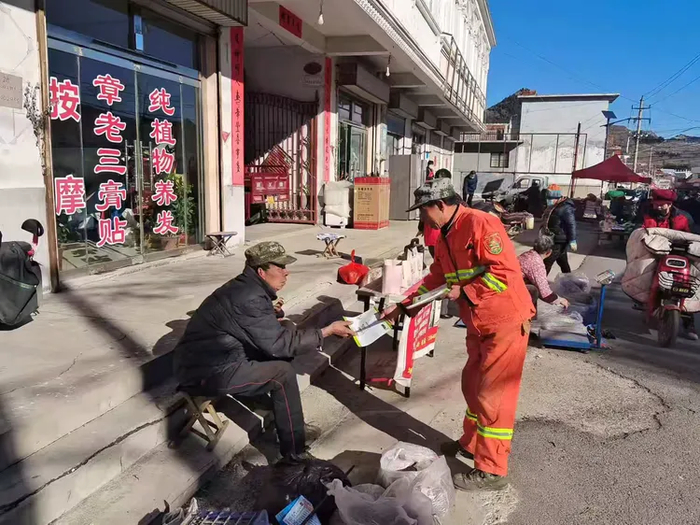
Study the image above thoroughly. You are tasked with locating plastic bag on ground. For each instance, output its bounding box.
[377,442,455,518]
[338,250,370,285]
[326,478,433,525]
[254,457,350,524]
[552,272,593,304]
[537,301,584,330]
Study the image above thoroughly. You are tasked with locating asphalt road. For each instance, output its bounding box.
[197,241,700,525]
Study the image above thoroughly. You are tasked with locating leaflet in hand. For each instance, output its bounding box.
[344,308,393,348]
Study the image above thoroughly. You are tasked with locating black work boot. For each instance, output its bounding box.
[453,469,508,492]
[440,441,474,467]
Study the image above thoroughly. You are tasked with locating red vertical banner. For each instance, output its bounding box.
[231,27,245,186]
[324,57,332,183]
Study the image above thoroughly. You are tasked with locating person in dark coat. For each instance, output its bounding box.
[542,199,577,274]
[521,181,544,217]
[173,241,354,459]
[462,170,478,207]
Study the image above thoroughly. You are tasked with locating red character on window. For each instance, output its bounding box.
[149,118,176,146]
[152,147,175,175]
[152,179,177,206]
[92,74,125,106]
[95,179,127,212]
[94,112,127,143]
[94,148,127,175]
[148,88,175,116]
[49,77,81,122]
[54,175,86,215]
[97,217,128,247]
[153,210,178,235]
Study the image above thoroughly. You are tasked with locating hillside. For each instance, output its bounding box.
[608,125,700,172]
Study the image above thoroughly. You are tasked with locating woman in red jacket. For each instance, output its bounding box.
[642,189,696,340]
[642,189,690,232]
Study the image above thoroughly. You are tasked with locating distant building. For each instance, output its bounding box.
[454,92,620,197]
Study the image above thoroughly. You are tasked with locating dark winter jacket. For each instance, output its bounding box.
[547,199,577,244]
[173,266,323,387]
[463,173,478,198]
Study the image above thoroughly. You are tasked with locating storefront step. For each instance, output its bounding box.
[0,348,175,475]
[47,302,356,525]
[0,380,183,525]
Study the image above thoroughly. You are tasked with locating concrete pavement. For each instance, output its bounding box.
[0,221,423,524]
[196,224,700,525]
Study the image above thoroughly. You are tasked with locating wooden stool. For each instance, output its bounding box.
[180,394,230,451]
[317,233,345,259]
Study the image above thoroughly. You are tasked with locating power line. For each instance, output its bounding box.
[651,72,700,105]
[645,52,700,100]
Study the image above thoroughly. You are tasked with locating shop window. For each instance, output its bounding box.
[338,94,369,126]
[387,133,401,156]
[490,152,509,168]
[142,9,198,69]
[412,133,425,154]
[47,0,130,49]
[386,113,405,137]
[338,123,367,181]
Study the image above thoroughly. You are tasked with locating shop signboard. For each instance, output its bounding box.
[51,73,181,248]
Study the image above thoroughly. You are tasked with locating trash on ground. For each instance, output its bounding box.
[326,477,434,525]
[276,495,321,525]
[255,456,350,524]
[377,442,456,518]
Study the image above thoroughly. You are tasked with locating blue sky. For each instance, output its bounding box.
[487,0,700,137]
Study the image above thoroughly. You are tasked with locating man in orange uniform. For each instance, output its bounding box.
[387,178,535,491]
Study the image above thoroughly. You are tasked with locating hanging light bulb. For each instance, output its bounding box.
[318,0,324,25]
[386,55,391,77]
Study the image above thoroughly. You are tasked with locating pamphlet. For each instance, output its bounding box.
[275,495,321,525]
[344,308,393,348]
[399,284,449,317]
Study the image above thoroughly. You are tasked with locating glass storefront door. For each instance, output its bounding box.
[49,40,203,274]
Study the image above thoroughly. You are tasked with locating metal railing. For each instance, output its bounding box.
[440,34,486,127]
[459,131,521,142]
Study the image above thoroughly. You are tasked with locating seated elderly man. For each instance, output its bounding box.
[173,241,354,459]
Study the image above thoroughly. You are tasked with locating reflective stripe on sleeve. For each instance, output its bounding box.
[481,272,507,293]
[457,266,486,280]
[465,408,478,422]
[417,285,430,295]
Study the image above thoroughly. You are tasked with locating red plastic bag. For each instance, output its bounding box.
[338,250,370,285]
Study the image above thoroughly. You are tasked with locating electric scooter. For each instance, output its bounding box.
[648,239,700,347]
[0,219,44,328]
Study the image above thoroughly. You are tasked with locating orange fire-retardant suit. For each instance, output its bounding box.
[410,205,535,476]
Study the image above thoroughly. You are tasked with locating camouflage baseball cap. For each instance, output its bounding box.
[245,241,297,267]
[407,177,459,211]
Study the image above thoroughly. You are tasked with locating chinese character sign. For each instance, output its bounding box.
[55,175,86,215]
[146,86,180,238]
[230,27,244,186]
[49,77,81,122]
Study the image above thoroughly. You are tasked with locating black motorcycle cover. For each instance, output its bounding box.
[0,242,42,326]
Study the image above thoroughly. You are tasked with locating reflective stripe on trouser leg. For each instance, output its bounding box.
[472,321,529,477]
[458,332,482,456]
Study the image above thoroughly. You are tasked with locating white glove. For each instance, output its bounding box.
[569,241,578,253]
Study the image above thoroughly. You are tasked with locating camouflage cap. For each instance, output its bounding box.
[245,241,297,267]
[407,177,459,211]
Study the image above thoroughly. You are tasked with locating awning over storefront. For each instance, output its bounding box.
[572,155,652,184]
[166,0,248,26]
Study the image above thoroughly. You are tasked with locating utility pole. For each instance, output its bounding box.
[632,96,651,172]
[570,122,581,198]
[649,146,654,176]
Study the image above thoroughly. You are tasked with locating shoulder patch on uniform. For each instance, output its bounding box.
[484,231,503,255]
